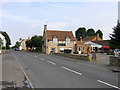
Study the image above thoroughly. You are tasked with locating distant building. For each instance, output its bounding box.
[82,34,102,41]
[0,32,6,47]
[92,40,110,53]
[19,39,27,51]
[19,37,30,51]
[42,25,76,54]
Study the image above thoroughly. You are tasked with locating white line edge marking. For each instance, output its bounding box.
[97,80,120,89]
[61,66,82,75]
[40,58,44,60]
[47,61,56,65]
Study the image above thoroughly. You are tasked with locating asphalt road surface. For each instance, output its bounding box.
[10,50,119,89]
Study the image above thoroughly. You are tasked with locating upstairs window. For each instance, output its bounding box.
[53,37,58,43]
[66,37,70,43]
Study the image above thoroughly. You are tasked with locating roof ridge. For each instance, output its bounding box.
[46,30,72,32]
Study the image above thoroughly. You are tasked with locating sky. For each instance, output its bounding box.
[0,0,118,46]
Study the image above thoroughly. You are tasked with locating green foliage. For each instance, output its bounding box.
[76,27,103,41]
[2,46,6,50]
[96,30,103,39]
[31,35,43,47]
[87,28,95,36]
[35,47,42,52]
[75,27,87,41]
[87,47,90,52]
[15,41,20,48]
[26,40,32,49]
[109,21,120,49]
[0,38,3,48]
[1,31,11,49]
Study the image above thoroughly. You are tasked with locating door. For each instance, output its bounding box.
[78,47,81,54]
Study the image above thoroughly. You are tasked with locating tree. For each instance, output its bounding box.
[87,28,95,36]
[1,31,11,49]
[96,30,103,39]
[26,40,32,49]
[109,21,120,49]
[75,27,87,41]
[31,35,43,47]
[15,41,20,48]
[0,38,3,49]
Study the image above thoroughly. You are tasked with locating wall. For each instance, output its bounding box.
[76,44,91,54]
[109,56,120,66]
[46,40,76,54]
[54,53,96,61]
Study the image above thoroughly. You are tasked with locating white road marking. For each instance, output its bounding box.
[61,66,82,75]
[97,80,120,89]
[47,61,56,65]
[34,56,37,58]
[40,58,44,60]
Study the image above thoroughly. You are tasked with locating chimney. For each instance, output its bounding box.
[96,33,99,41]
[44,25,47,31]
[80,37,82,41]
[28,37,30,40]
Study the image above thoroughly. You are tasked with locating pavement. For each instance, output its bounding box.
[1,51,33,89]
[9,50,119,89]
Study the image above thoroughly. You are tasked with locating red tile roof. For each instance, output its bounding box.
[46,30,76,41]
[76,41,88,45]
[92,40,110,46]
[82,36,96,41]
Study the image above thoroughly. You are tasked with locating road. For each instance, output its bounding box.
[10,50,119,89]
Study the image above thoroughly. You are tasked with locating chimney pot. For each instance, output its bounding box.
[44,25,47,31]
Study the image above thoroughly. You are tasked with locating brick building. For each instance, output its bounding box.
[42,25,76,54]
[83,34,102,41]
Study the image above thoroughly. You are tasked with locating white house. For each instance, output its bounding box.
[0,33,6,47]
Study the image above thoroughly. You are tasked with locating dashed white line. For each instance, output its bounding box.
[61,66,82,75]
[97,80,120,89]
[47,61,56,65]
[34,56,37,58]
[40,58,44,60]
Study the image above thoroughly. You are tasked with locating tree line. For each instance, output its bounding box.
[14,35,43,52]
[75,28,103,41]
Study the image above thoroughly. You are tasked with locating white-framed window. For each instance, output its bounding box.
[53,38,58,43]
[66,37,70,43]
[83,47,85,51]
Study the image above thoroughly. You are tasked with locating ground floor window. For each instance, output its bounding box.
[64,49,72,53]
[83,47,85,51]
[78,47,81,51]
[51,48,55,52]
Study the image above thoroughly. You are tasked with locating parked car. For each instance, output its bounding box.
[15,48,19,51]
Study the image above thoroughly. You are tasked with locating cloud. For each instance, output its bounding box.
[1,0,119,2]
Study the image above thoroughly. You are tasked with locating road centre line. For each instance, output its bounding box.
[97,80,120,89]
[40,58,44,60]
[34,56,37,58]
[47,61,56,65]
[61,66,82,75]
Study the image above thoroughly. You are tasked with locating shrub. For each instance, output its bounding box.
[35,47,42,52]
[2,46,6,50]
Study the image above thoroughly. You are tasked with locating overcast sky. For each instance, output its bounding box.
[0,1,118,45]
